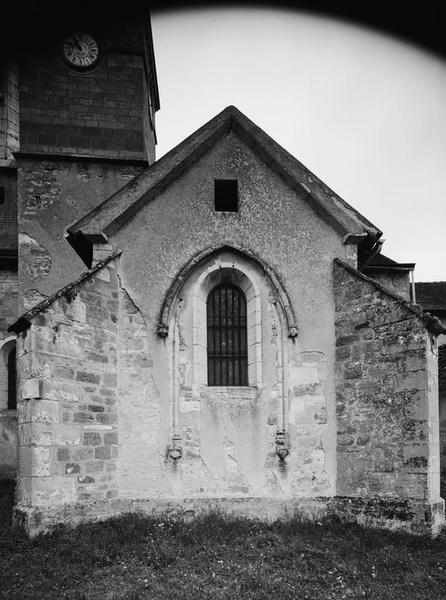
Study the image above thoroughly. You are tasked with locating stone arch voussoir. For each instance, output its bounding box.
[156,243,298,339]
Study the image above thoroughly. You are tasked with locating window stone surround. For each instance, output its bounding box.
[191,261,262,390]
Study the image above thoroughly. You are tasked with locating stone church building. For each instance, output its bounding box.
[0,10,445,536]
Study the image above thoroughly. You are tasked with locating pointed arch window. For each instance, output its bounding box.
[207,283,248,386]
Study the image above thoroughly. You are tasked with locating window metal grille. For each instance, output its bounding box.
[207,283,248,386]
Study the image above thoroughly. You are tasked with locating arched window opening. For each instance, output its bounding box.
[7,347,16,410]
[207,284,248,386]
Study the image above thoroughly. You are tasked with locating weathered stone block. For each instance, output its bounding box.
[19,399,59,424]
[65,463,80,474]
[19,423,81,446]
[94,446,111,459]
[73,412,95,423]
[57,448,70,461]
[22,378,43,400]
[19,446,51,477]
[336,335,359,347]
[95,412,117,425]
[78,475,95,483]
[335,346,350,360]
[76,370,100,385]
[104,431,118,444]
[83,432,102,446]
[31,477,76,506]
[42,380,83,403]
[344,364,362,379]
[86,460,104,473]
[72,446,94,461]
[53,364,76,380]
[15,475,32,506]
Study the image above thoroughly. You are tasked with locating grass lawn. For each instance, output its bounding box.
[1,481,445,600]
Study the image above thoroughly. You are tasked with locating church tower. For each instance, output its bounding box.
[0,7,160,480]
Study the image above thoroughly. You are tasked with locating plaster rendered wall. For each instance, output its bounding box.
[117,249,331,501]
[334,261,441,505]
[112,132,349,501]
[17,158,145,312]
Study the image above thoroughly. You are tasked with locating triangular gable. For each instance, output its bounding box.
[334,258,446,336]
[67,106,382,265]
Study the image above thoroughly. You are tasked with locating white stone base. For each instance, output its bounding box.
[12,495,445,537]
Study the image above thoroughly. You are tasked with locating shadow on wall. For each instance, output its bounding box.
[0,480,15,530]
[0,338,17,481]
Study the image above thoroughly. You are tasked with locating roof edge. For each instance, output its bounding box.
[67,106,382,251]
[335,258,446,336]
[8,251,121,334]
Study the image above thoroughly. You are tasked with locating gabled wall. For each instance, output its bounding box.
[334,260,443,530]
[14,257,120,532]
[111,131,347,501]
[11,127,444,535]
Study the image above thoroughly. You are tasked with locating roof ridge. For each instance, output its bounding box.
[66,106,382,265]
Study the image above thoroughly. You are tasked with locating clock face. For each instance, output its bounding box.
[62,32,100,69]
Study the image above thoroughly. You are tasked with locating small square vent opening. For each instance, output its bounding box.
[214,179,238,212]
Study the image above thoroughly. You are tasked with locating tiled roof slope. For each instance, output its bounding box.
[67,106,382,247]
[415,282,446,311]
[364,253,414,269]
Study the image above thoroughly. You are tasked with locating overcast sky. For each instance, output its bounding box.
[151,7,446,282]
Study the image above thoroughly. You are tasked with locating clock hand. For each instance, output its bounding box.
[73,35,83,52]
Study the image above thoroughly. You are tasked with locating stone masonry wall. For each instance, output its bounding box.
[15,257,119,517]
[17,157,144,313]
[438,345,446,498]
[0,268,18,481]
[19,52,146,161]
[334,260,440,503]
[0,167,18,250]
[0,61,20,163]
[0,270,17,341]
